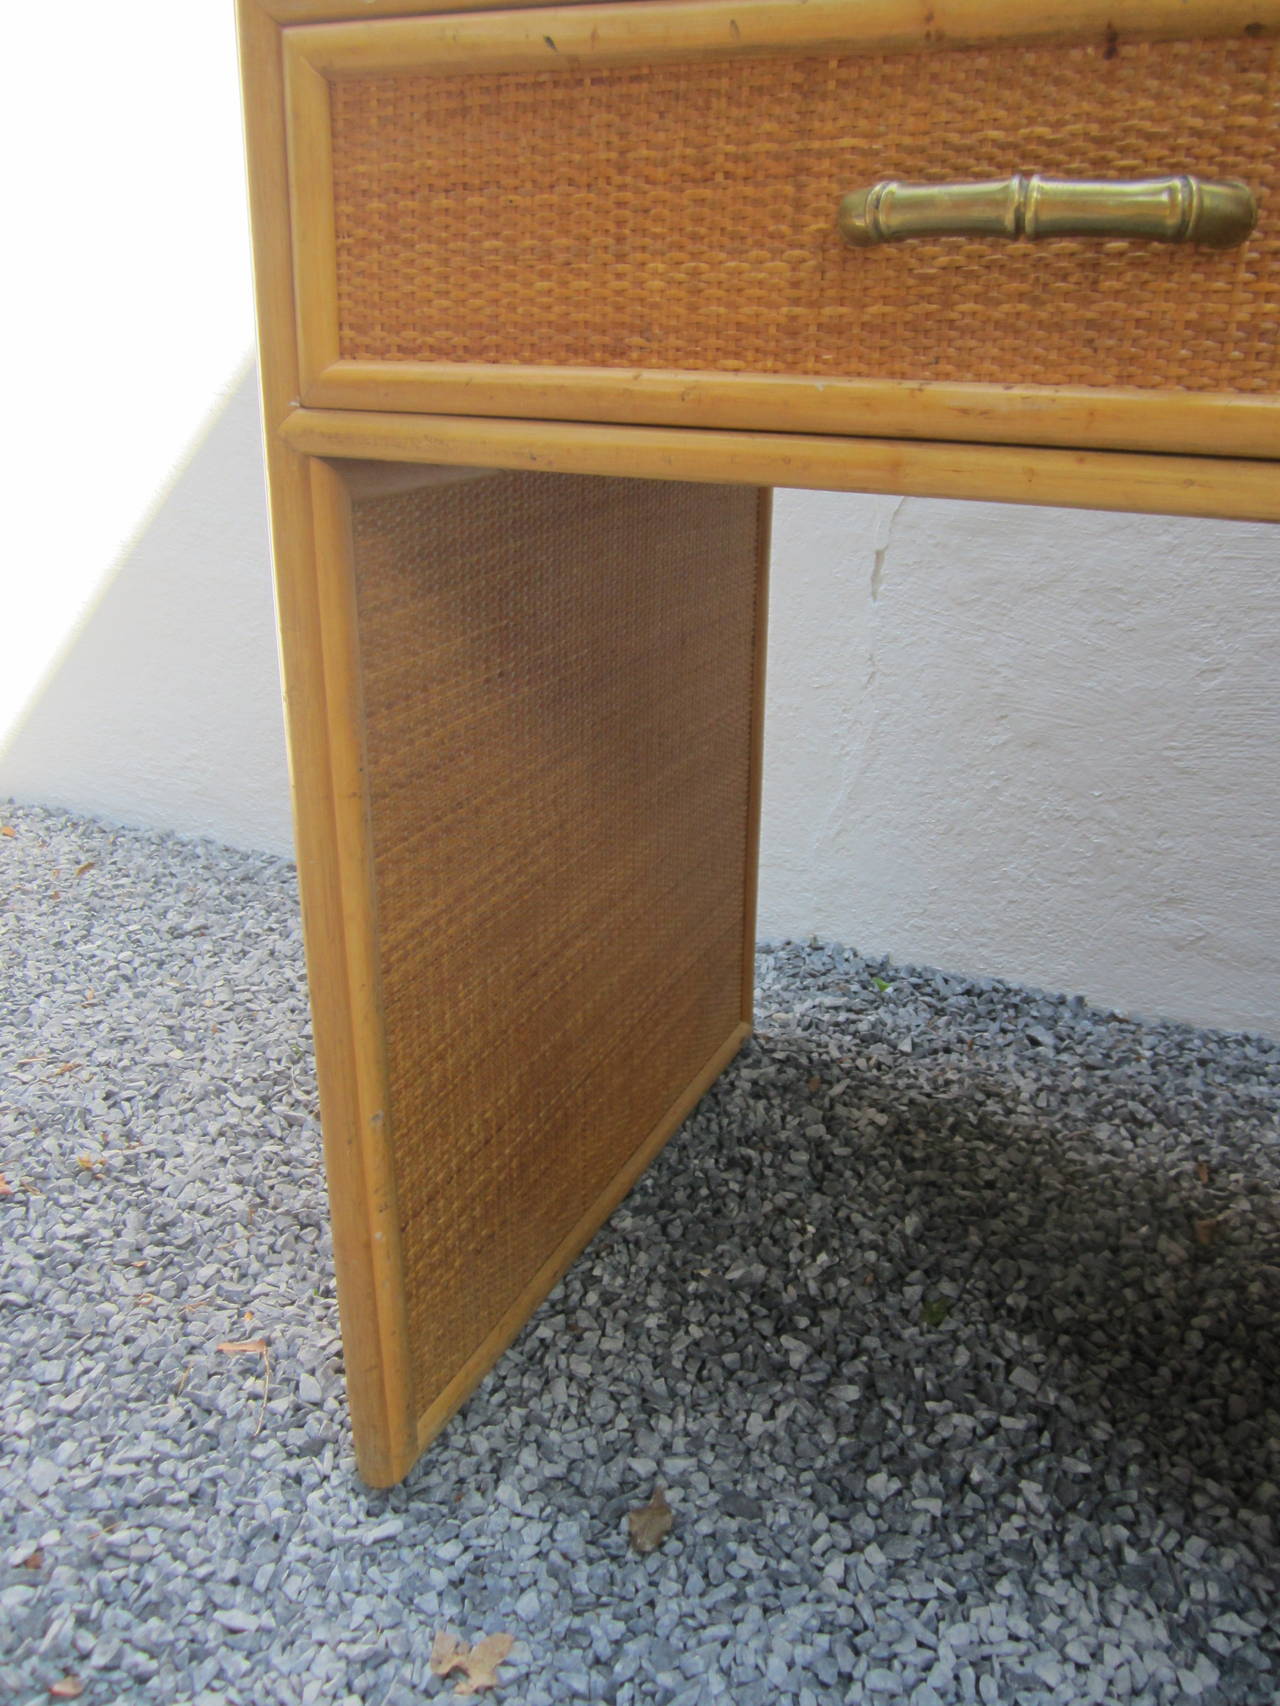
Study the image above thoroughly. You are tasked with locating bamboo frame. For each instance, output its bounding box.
[304,365,1280,463]
[290,0,1280,78]
[263,0,600,17]
[741,489,773,1022]
[284,407,1280,523]
[265,0,1280,21]
[285,52,340,384]
[237,0,417,1485]
[304,462,417,1471]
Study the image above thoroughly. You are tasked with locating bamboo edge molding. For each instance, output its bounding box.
[260,0,1280,25]
[286,0,1280,72]
[282,409,1280,525]
[299,369,1280,463]
[239,0,418,1484]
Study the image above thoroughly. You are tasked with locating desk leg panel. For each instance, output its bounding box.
[314,464,766,1477]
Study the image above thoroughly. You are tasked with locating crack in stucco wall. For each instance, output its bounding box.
[865,495,908,704]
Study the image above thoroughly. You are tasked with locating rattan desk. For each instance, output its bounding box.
[238,0,1280,1484]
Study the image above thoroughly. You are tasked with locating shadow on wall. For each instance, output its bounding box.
[1,363,294,858]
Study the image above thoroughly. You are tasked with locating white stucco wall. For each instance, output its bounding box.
[3,0,290,854]
[759,491,1279,1035]
[4,2,1277,1036]
[2,368,293,856]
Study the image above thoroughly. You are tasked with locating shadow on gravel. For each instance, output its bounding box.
[608,1028,1280,1537]
[853,1082,1280,1522]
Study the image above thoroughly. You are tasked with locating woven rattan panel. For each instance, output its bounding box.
[350,471,762,1417]
[330,36,1279,392]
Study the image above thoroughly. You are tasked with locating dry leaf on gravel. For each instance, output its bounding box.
[1194,1217,1222,1247]
[48,1678,84,1700]
[0,1173,13,1196]
[430,1630,515,1695]
[21,1549,44,1570]
[627,1484,673,1554]
[0,825,14,838]
[216,1339,270,1434]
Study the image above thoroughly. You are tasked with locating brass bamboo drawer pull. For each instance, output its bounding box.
[838,174,1257,249]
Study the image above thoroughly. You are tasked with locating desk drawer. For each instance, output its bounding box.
[284,0,1280,456]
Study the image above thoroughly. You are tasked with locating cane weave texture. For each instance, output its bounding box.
[329,35,1279,393]
[350,471,763,1415]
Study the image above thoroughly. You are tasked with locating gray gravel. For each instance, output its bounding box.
[2,800,1278,1706]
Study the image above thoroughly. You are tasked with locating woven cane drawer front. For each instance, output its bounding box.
[286,5,1280,455]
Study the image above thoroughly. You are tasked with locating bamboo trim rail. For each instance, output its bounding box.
[281,409,1280,523]
[302,365,1280,463]
[288,0,1280,79]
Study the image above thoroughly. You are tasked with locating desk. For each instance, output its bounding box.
[238,0,1280,1484]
